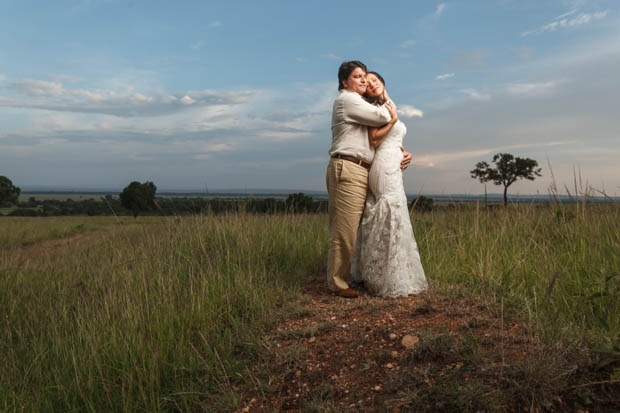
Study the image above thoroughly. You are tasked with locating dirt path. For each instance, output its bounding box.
[16,232,106,259]
[236,276,585,412]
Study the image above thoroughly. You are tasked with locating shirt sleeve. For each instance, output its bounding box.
[343,94,391,127]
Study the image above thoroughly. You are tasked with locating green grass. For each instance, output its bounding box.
[1,203,619,410]
[0,216,154,248]
[418,203,620,343]
[1,213,327,411]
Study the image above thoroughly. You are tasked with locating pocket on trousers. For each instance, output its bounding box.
[338,160,350,182]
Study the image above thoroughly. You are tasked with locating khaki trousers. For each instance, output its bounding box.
[325,158,369,291]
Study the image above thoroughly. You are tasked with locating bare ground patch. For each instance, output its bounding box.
[235,275,619,412]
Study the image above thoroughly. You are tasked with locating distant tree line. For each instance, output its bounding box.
[2,177,434,217]
[5,193,434,217]
[5,195,319,217]
[2,150,543,218]
[0,151,543,217]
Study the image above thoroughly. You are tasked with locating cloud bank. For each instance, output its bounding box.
[2,78,258,117]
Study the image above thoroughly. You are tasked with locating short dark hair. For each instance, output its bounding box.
[337,60,367,91]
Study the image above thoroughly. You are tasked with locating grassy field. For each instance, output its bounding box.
[0,216,148,248]
[1,203,619,411]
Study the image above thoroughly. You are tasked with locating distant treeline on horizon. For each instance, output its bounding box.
[6,193,440,217]
[19,190,620,203]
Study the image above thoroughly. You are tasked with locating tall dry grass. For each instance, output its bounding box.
[1,200,619,410]
[417,202,620,342]
[1,213,327,411]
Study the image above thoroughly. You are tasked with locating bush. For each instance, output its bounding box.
[9,208,40,216]
[410,195,433,212]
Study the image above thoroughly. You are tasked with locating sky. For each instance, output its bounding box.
[1,0,619,195]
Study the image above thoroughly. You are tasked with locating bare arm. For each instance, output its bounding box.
[368,101,398,148]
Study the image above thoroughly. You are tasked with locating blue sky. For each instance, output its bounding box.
[1,0,619,195]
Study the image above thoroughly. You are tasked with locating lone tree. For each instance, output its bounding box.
[119,181,157,218]
[470,153,541,206]
[0,176,21,206]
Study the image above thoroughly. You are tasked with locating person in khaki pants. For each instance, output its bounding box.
[327,61,411,298]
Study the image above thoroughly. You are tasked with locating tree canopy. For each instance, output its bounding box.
[119,181,157,218]
[0,176,21,207]
[470,153,542,205]
[285,192,315,213]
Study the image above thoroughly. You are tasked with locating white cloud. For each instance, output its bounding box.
[2,78,259,117]
[191,143,235,160]
[505,81,559,96]
[431,78,561,109]
[295,57,306,62]
[553,8,579,21]
[323,53,341,60]
[53,74,81,83]
[522,10,608,36]
[256,130,312,141]
[460,88,491,101]
[179,95,196,105]
[414,148,493,168]
[413,141,574,168]
[404,42,620,193]
[0,81,336,173]
[399,105,424,118]
[11,79,64,96]
[190,40,204,50]
[400,39,416,49]
[435,73,455,80]
[435,3,446,17]
[209,21,222,28]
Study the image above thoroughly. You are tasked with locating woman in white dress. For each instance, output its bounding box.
[352,72,428,298]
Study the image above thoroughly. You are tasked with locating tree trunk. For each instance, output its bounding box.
[503,185,508,206]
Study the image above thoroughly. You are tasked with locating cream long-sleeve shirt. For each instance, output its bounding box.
[329,89,392,164]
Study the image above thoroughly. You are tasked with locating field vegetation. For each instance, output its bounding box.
[1,201,619,410]
[8,193,328,217]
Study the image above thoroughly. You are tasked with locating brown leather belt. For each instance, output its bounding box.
[332,154,371,170]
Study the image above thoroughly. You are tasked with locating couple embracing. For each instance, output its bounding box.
[326,60,428,299]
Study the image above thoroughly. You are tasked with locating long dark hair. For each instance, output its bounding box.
[337,61,367,91]
[363,71,387,106]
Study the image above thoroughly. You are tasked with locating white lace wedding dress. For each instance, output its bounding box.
[352,113,428,298]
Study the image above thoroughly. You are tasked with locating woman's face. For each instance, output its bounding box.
[343,67,368,95]
[365,73,384,97]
